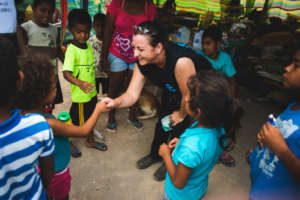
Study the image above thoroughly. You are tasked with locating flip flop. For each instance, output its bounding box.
[86,142,108,151]
[70,146,82,158]
[219,152,235,167]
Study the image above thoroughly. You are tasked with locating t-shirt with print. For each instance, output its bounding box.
[21,20,58,72]
[21,20,57,57]
[249,102,300,200]
[197,50,236,77]
[107,0,156,62]
[63,42,97,103]
[165,121,225,200]
[0,110,54,200]
[0,0,17,33]
[88,35,107,78]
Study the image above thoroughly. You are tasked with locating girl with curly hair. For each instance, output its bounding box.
[17,53,108,200]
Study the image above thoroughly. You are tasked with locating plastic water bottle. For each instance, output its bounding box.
[192,30,204,50]
[161,115,173,132]
[93,128,105,141]
[58,112,105,140]
[258,114,276,150]
[58,112,72,125]
[176,26,191,44]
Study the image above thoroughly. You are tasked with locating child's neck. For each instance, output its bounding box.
[96,34,103,41]
[208,51,220,60]
[194,121,208,128]
[71,40,87,49]
[0,107,11,123]
[33,19,49,27]
[22,106,44,115]
[291,102,300,111]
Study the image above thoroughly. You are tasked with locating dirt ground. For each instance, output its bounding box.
[54,62,279,200]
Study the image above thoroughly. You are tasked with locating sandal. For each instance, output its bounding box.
[106,121,116,133]
[70,144,82,158]
[128,119,144,131]
[219,152,235,167]
[85,141,108,151]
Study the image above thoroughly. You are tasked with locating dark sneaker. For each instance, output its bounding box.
[136,155,160,169]
[153,163,166,181]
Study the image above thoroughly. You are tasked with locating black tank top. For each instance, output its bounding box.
[137,42,212,94]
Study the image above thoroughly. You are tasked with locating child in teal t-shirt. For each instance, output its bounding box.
[197,25,237,97]
[63,9,107,153]
[159,72,243,200]
[197,25,238,167]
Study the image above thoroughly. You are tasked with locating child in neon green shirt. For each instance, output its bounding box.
[63,9,107,153]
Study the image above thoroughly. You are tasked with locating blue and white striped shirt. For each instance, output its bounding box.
[0,110,54,200]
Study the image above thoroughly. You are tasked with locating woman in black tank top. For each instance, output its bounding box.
[102,21,211,181]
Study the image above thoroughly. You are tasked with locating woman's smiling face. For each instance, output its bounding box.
[132,34,160,66]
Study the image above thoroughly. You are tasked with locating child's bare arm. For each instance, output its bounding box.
[47,101,108,137]
[56,33,64,62]
[159,143,191,188]
[39,155,54,190]
[17,26,28,55]
[63,71,94,93]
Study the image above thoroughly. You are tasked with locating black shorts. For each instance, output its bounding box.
[69,96,97,126]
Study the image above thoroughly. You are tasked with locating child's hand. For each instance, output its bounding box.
[79,81,94,93]
[102,97,117,109]
[258,122,289,155]
[96,101,109,112]
[168,138,179,149]
[159,143,170,158]
[170,111,184,126]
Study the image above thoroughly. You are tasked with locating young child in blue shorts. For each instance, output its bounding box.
[0,38,54,199]
[159,71,243,200]
[17,53,109,200]
[248,46,300,200]
[197,25,238,166]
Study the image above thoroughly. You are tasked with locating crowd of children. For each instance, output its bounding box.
[1,0,300,199]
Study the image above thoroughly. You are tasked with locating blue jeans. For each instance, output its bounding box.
[108,53,135,72]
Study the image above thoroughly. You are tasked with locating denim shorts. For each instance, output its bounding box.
[108,53,135,72]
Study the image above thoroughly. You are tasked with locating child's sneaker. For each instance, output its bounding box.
[93,128,105,140]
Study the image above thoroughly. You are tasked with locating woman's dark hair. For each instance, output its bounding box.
[17,54,55,110]
[187,71,244,150]
[202,25,222,42]
[134,21,168,48]
[68,9,91,29]
[32,0,55,10]
[0,38,18,107]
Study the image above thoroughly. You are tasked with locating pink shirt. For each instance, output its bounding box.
[107,0,156,62]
